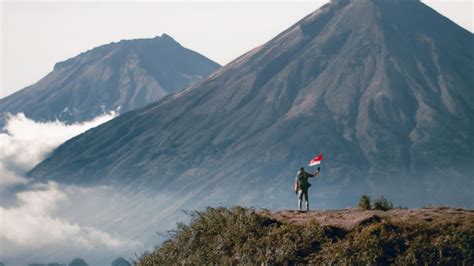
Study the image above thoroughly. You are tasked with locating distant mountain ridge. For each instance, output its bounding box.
[30,0,474,208]
[0,34,220,125]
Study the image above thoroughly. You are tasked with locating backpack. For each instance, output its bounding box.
[297,171,312,190]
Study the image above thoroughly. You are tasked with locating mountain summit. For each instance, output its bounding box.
[30,0,474,208]
[0,34,220,125]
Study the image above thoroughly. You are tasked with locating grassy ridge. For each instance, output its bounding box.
[139,207,474,265]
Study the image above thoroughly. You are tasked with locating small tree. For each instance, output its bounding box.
[372,196,393,211]
[68,258,88,266]
[111,257,131,266]
[359,195,371,210]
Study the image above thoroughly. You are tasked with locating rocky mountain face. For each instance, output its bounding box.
[0,34,220,125]
[30,0,474,209]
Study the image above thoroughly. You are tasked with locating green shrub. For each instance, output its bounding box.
[372,196,393,211]
[139,207,329,265]
[359,195,371,210]
[138,207,474,265]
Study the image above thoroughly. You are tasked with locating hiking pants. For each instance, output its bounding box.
[298,188,309,211]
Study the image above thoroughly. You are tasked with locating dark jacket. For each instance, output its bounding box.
[294,170,315,191]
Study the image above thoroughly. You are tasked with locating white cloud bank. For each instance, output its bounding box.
[0,181,141,261]
[0,112,143,264]
[0,112,116,189]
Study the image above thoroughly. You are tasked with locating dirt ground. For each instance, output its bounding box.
[272,207,474,229]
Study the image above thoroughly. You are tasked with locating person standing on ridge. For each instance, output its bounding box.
[294,166,320,211]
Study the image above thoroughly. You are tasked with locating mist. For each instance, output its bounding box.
[0,182,143,265]
[0,112,151,265]
[0,112,255,264]
[0,112,116,189]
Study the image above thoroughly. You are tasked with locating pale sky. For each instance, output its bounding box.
[1,1,473,98]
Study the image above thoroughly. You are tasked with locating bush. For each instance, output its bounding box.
[111,257,131,266]
[359,195,371,210]
[68,258,88,266]
[139,207,329,265]
[373,196,393,211]
[138,207,474,265]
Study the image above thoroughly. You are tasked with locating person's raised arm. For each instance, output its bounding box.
[312,167,321,176]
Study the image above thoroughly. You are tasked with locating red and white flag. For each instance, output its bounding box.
[309,153,323,166]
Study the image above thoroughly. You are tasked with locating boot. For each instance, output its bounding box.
[305,201,309,212]
[298,198,302,211]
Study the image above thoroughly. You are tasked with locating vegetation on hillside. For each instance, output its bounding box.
[359,195,394,211]
[358,195,371,210]
[139,206,474,265]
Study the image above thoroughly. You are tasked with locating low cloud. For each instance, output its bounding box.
[0,112,116,189]
[0,181,141,262]
[0,112,141,264]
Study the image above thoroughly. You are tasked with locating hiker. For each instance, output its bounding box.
[294,166,320,211]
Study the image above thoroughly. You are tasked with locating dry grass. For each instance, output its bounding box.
[138,207,474,265]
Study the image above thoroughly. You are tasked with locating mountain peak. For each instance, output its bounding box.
[160,33,176,41]
[53,34,181,71]
[1,35,220,125]
[329,0,418,5]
